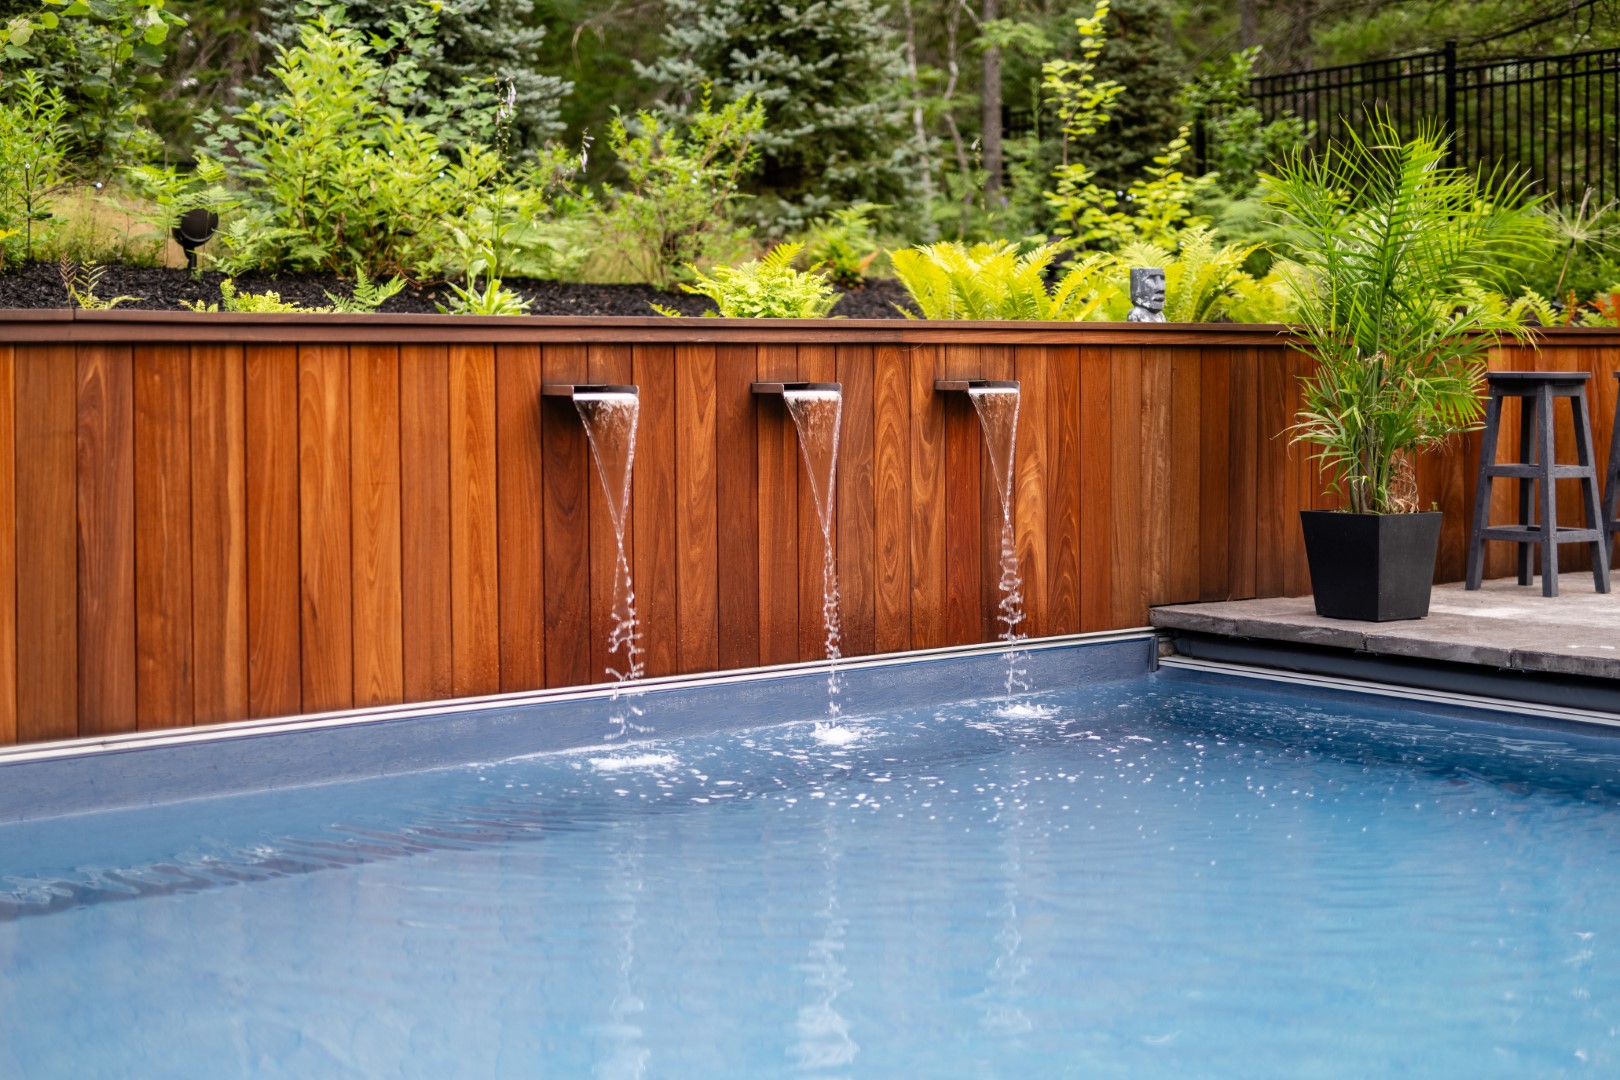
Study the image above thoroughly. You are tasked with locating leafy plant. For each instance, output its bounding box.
[325,269,405,313]
[802,203,885,289]
[890,240,1117,321]
[58,256,137,309]
[1582,286,1620,328]
[1049,128,1216,248]
[181,278,316,313]
[2,0,185,166]
[438,276,532,316]
[1105,226,1261,322]
[0,70,71,267]
[1262,119,1549,515]
[600,88,766,289]
[1179,47,1313,198]
[656,242,841,318]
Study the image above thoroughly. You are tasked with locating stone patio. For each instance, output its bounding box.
[1151,577,1620,681]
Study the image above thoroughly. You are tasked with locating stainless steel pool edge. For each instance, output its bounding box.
[1158,655,1620,731]
[0,629,1153,766]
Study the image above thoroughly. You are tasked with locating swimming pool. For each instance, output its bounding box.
[3,636,1619,1076]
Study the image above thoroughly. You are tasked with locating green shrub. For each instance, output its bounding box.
[123,157,236,266]
[183,279,312,313]
[600,89,765,289]
[890,241,1117,321]
[0,70,70,268]
[802,203,885,289]
[207,15,563,281]
[656,242,841,318]
[1102,227,1266,322]
[438,277,532,316]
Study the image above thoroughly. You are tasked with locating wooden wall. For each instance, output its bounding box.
[0,316,1615,746]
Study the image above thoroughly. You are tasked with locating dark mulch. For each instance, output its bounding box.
[0,262,918,319]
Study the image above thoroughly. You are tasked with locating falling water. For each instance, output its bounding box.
[575,390,645,735]
[783,388,844,718]
[967,386,1029,704]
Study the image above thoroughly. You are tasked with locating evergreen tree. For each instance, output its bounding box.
[252,0,572,155]
[637,0,921,233]
[1086,0,1185,191]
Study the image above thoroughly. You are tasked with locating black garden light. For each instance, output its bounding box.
[173,207,219,272]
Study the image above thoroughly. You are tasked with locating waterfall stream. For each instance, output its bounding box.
[783,388,844,718]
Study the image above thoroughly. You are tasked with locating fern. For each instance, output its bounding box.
[663,242,841,319]
[890,241,1117,321]
[183,279,323,313]
[58,258,139,310]
[325,269,407,313]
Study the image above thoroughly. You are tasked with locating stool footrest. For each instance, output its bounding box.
[1483,464,1595,480]
[1480,526,1605,543]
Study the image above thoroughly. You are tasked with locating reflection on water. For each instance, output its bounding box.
[792,814,858,1073]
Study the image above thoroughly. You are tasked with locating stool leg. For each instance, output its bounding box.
[1518,392,1536,586]
[1537,385,1559,598]
[1605,386,1620,563]
[1573,387,1612,593]
[1465,391,1502,590]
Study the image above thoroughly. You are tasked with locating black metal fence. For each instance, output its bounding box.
[1246,44,1620,205]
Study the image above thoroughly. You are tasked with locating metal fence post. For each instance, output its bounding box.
[1443,40,1459,170]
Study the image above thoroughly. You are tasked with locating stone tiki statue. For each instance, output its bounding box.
[1127,267,1167,323]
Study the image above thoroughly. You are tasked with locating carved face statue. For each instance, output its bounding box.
[1131,267,1167,311]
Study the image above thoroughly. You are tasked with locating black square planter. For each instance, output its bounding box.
[1299,510,1443,621]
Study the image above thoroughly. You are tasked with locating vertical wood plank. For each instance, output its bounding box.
[134,346,191,731]
[14,345,76,743]
[496,344,546,692]
[1199,347,1232,601]
[942,344,982,645]
[909,344,947,648]
[1227,346,1259,600]
[245,345,301,719]
[715,344,760,670]
[1075,346,1114,634]
[1165,345,1202,603]
[298,345,353,714]
[400,344,454,702]
[872,344,911,653]
[1140,346,1174,606]
[1013,347,1048,639]
[1282,348,1312,597]
[836,344,876,659]
[0,349,14,745]
[78,344,136,736]
[757,344,799,665]
[633,344,679,678]
[191,344,248,725]
[1255,346,1292,599]
[540,343,592,688]
[349,344,404,707]
[1109,348,1145,627]
[451,344,500,696]
[676,344,719,673]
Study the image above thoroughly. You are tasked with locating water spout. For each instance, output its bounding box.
[550,383,645,734]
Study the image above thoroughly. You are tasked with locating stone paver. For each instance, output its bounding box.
[1151,578,1620,680]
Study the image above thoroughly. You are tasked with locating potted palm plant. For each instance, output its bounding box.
[1261,119,1547,621]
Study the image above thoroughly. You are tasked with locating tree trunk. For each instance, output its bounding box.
[980,0,1003,196]
[1239,0,1259,49]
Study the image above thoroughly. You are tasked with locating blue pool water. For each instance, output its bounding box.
[4,666,1620,1076]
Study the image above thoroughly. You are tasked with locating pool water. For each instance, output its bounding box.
[4,670,1620,1076]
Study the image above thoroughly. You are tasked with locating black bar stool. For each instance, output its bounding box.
[1604,372,1620,558]
[1464,371,1610,597]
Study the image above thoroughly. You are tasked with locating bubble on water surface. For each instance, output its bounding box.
[588,753,679,773]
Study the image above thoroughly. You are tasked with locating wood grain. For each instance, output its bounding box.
[837,344,876,658]
[77,344,137,735]
[756,343,799,666]
[587,344,635,683]
[942,346,982,646]
[633,344,679,677]
[675,344,719,673]
[1140,346,1174,606]
[871,344,910,653]
[134,345,191,731]
[400,344,454,702]
[297,345,353,714]
[540,343,592,688]
[714,344,760,670]
[191,344,248,725]
[1108,348,1145,628]
[1165,346,1202,603]
[1255,346,1291,599]
[797,343,837,662]
[1063,346,1094,632]
[1227,346,1259,599]
[495,344,546,692]
[14,345,77,742]
[349,344,404,707]
[1198,348,1232,602]
[0,348,14,745]
[245,345,301,719]
[908,344,947,648]
[451,344,500,695]
[1013,347,1049,638]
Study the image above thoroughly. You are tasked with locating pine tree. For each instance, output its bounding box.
[637,0,921,234]
[252,0,572,155]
